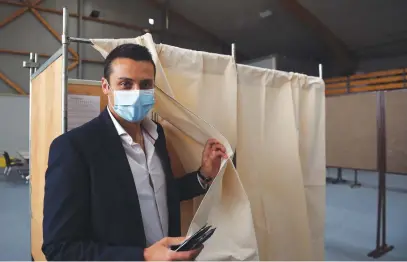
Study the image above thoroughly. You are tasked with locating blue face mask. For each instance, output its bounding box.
[112,89,155,123]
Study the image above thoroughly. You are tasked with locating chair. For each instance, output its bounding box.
[3,151,24,176]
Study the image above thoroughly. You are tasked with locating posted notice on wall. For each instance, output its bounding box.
[67,95,100,131]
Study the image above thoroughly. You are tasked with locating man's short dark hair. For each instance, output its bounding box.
[103,43,156,81]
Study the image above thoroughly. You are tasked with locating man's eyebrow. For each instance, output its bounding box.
[117,77,134,81]
[117,77,154,82]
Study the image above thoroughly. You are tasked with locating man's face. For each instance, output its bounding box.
[102,58,155,104]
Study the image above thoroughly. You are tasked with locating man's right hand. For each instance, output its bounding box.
[144,237,203,261]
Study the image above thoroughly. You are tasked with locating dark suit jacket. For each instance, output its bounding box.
[42,108,206,261]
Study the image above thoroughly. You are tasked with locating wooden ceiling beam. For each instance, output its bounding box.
[0,0,26,7]
[0,71,27,94]
[279,0,356,75]
[0,7,28,28]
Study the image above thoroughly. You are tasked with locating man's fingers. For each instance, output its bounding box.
[168,251,192,261]
[190,246,204,260]
[206,138,218,147]
[211,143,226,153]
[169,248,203,261]
[207,140,227,154]
[204,139,228,159]
[161,236,186,246]
[204,140,219,155]
[210,150,226,159]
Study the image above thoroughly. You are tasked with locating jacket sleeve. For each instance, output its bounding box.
[42,135,144,261]
[176,171,207,201]
[155,122,207,202]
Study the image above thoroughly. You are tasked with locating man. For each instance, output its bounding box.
[42,44,227,261]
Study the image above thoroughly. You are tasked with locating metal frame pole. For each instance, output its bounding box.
[231,43,236,62]
[34,53,38,73]
[318,63,323,78]
[28,53,34,184]
[77,0,83,79]
[231,43,237,167]
[61,7,69,133]
[23,52,39,182]
[350,169,361,188]
[69,37,93,44]
[22,51,39,260]
[368,91,394,258]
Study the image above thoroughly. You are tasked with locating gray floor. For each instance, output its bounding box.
[0,167,406,261]
[0,169,30,261]
[325,168,407,261]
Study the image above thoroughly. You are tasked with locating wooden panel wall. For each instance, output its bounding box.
[385,89,407,174]
[325,68,407,96]
[30,57,63,261]
[326,93,377,170]
[31,78,107,260]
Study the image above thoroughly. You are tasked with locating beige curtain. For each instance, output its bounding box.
[92,34,259,261]
[237,64,326,261]
[91,34,326,261]
[154,43,237,147]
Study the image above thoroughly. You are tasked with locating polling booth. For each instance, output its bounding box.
[29,8,325,261]
[30,55,108,260]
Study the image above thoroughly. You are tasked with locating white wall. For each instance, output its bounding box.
[0,95,29,157]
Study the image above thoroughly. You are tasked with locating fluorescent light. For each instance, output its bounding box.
[259,10,272,18]
[149,18,154,25]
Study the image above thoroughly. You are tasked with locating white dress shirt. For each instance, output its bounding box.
[108,108,168,247]
[108,108,207,247]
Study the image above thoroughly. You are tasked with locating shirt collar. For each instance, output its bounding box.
[107,107,158,141]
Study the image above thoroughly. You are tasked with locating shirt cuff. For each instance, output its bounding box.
[197,173,208,190]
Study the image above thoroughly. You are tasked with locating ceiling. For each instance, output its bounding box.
[299,0,407,59]
[164,0,407,64]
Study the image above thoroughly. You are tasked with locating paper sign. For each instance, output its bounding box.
[67,95,100,131]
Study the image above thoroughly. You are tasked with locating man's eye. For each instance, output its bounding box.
[140,81,153,89]
[120,82,132,89]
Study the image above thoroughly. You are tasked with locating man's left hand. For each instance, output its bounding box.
[200,138,228,180]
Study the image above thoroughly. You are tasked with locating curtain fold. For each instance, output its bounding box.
[154,43,237,148]
[236,64,325,261]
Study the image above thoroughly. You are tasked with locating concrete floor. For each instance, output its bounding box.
[0,167,406,261]
[0,170,30,261]
[325,168,407,261]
